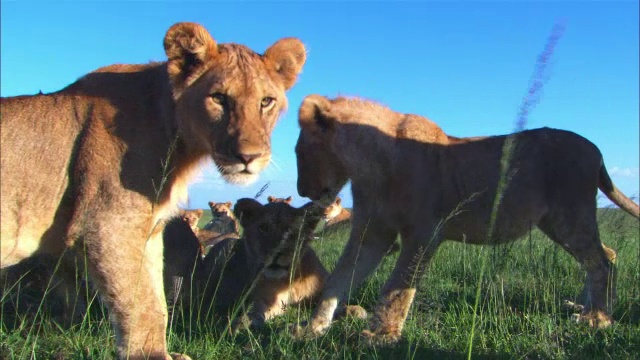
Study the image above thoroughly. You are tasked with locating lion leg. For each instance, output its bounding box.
[334,304,368,320]
[539,211,615,329]
[84,225,178,360]
[293,221,397,339]
[361,229,441,346]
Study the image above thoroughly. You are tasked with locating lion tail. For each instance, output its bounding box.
[598,161,640,218]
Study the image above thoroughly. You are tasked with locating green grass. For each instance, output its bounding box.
[1,209,638,359]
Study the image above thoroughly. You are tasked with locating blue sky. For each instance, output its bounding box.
[2,1,638,209]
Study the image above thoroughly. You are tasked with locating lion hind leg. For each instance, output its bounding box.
[538,212,615,328]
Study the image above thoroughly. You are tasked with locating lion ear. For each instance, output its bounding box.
[225,201,233,208]
[335,197,341,206]
[285,196,293,204]
[234,198,264,227]
[195,209,203,217]
[208,201,215,208]
[264,38,306,90]
[267,196,275,203]
[164,22,218,95]
[298,94,335,131]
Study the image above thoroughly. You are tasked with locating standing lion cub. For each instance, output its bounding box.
[294,94,639,345]
[1,22,305,359]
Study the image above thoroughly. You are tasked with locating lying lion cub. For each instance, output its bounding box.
[165,198,366,331]
[294,94,639,345]
[323,196,352,229]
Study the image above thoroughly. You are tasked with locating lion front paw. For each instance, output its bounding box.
[169,353,192,360]
[289,318,330,340]
[360,327,402,346]
[344,305,368,320]
[573,310,613,329]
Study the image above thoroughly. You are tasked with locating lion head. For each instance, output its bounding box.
[267,195,293,204]
[164,22,306,185]
[208,201,234,219]
[180,209,203,233]
[234,198,323,280]
[295,95,354,206]
[323,196,344,221]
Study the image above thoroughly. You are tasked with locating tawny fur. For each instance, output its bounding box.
[164,199,365,331]
[267,195,293,204]
[0,22,305,360]
[323,196,352,228]
[204,201,240,235]
[180,209,203,235]
[294,94,639,343]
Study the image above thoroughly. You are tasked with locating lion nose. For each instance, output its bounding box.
[236,152,262,165]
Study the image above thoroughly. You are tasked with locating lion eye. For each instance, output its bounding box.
[210,92,227,105]
[260,97,275,109]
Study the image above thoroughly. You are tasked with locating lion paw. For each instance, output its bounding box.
[344,305,368,320]
[360,327,402,346]
[289,320,329,340]
[169,353,192,360]
[573,310,613,329]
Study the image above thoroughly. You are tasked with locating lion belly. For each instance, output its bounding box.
[424,128,600,245]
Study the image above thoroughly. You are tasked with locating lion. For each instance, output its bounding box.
[267,195,293,204]
[0,22,306,359]
[180,209,204,235]
[323,196,352,228]
[165,198,367,331]
[293,94,639,345]
[204,201,240,235]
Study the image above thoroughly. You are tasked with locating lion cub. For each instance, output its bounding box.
[294,94,639,343]
[323,196,352,229]
[198,201,241,252]
[267,195,293,204]
[181,198,366,330]
[204,201,240,235]
[180,209,204,235]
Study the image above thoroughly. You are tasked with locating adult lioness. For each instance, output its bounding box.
[294,95,639,345]
[0,22,305,359]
